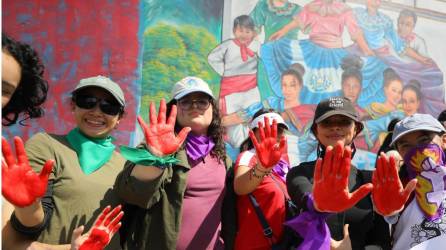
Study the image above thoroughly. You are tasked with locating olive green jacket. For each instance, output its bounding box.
[115,149,235,250]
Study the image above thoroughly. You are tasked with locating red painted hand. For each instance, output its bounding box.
[313,142,373,212]
[138,99,191,156]
[2,137,54,207]
[372,153,417,216]
[249,116,286,169]
[77,205,124,250]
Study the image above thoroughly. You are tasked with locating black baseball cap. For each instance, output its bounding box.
[314,97,360,123]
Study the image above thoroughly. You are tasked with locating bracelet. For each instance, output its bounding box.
[119,145,178,169]
[251,166,271,179]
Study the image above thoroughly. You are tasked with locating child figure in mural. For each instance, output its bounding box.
[208,15,261,148]
[266,0,374,104]
[353,0,446,117]
[397,9,429,62]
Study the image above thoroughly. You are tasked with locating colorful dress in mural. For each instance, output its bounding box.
[353,7,446,117]
[249,0,301,98]
[261,0,372,105]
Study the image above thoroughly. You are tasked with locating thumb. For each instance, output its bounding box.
[402,178,417,198]
[72,225,85,240]
[348,183,373,208]
[343,224,350,239]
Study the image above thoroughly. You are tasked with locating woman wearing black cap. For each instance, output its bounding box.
[2,76,125,249]
[286,97,391,250]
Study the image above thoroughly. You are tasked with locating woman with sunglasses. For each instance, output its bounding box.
[286,97,391,250]
[6,75,126,249]
[116,76,234,250]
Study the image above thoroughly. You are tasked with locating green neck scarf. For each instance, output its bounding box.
[66,127,116,175]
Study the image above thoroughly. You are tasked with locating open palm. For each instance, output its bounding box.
[313,142,373,212]
[2,137,54,207]
[138,99,191,156]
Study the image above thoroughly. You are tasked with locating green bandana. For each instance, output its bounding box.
[120,146,178,168]
[66,128,116,175]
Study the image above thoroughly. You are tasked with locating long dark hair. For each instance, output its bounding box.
[341,55,363,88]
[2,33,48,126]
[167,97,226,163]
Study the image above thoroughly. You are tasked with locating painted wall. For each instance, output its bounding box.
[3,1,446,170]
[2,0,141,146]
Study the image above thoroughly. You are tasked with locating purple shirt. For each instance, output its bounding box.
[176,154,227,250]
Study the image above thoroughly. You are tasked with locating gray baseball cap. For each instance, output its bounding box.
[171,76,214,100]
[72,76,125,106]
[391,113,446,146]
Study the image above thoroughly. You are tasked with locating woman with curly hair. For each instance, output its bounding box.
[2,32,48,126]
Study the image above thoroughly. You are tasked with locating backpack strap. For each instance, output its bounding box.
[248,194,275,244]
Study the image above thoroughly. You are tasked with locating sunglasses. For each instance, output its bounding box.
[74,95,123,116]
[177,98,211,111]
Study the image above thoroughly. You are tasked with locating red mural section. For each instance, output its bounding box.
[2,0,140,145]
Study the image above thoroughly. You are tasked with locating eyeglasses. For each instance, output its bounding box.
[177,98,211,111]
[74,95,123,116]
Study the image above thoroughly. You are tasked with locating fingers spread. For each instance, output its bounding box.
[167,105,177,125]
[149,102,157,126]
[14,137,29,166]
[158,99,166,124]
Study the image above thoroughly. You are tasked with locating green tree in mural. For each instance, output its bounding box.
[140,23,220,117]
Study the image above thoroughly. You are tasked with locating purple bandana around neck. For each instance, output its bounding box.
[185,134,215,161]
[272,159,290,182]
[403,143,446,221]
[284,194,331,250]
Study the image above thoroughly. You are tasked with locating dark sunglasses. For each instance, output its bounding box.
[74,95,123,116]
[177,98,211,111]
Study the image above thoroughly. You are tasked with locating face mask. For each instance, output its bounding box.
[403,143,446,221]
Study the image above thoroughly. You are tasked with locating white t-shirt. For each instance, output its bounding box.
[392,199,446,250]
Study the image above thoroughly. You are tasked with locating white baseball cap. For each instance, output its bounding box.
[171,76,214,100]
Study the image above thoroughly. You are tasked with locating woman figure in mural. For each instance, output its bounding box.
[208,15,261,148]
[116,77,234,250]
[401,79,422,116]
[266,0,374,104]
[2,76,126,249]
[353,0,445,117]
[233,110,290,250]
[366,68,403,119]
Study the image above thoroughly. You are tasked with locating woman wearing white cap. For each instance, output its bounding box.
[2,75,125,249]
[232,109,292,249]
[116,76,234,250]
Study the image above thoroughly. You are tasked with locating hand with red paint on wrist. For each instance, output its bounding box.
[249,116,286,170]
[2,136,54,207]
[372,153,417,216]
[138,99,191,157]
[71,205,124,250]
[313,142,373,213]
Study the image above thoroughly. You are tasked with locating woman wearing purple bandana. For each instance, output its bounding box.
[286,97,391,250]
[374,113,446,250]
[116,77,234,250]
[233,109,292,249]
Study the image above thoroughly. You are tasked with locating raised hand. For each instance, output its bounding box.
[2,136,54,207]
[138,99,191,156]
[313,142,373,213]
[372,153,417,216]
[72,205,124,250]
[249,116,286,169]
